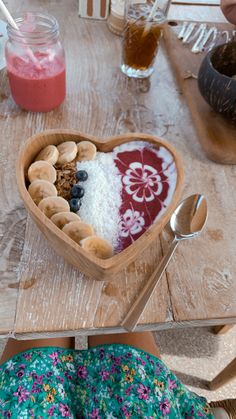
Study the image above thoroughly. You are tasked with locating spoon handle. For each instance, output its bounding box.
[121,238,179,332]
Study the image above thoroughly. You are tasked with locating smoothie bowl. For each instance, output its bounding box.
[17,130,184,281]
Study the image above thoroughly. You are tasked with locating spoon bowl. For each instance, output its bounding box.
[170,194,208,238]
[121,194,208,331]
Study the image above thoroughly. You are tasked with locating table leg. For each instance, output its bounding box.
[213,325,235,335]
[209,357,236,390]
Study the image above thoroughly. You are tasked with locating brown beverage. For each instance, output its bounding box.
[122,3,165,77]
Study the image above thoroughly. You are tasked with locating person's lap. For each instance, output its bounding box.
[0,332,159,365]
[0,332,215,418]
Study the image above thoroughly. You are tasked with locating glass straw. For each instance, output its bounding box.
[0,0,41,68]
[148,0,159,21]
[142,0,159,36]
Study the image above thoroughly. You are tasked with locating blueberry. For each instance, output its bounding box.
[69,198,81,213]
[76,170,88,182]
[71,184,85,199]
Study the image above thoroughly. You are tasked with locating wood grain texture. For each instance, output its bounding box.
[172,0,220,4]
[164,21,236,164]
[0,67,27,336]
[0,0,235,337]
[15,226,170,335]
[168,4,226,22]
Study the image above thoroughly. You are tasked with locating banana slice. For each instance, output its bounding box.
[35,145,59,165]
[38,196,70,218]
[51,212,81,229]
[28,180,58,205]
[62,221,94,244]
[57,141,77,165]
[80,236,113,259]
[77,141,97,161]
[28,161,57,183]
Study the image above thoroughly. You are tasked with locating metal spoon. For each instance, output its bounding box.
[121,194,208,332]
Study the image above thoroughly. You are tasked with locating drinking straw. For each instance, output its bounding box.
[0,0,41,68]
[0,0,18,29]
[142,0,160,36]
[147,0,159,21]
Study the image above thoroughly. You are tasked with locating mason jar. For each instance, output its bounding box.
[5,12,66,112]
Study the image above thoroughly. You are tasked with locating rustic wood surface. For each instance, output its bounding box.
[173,0,220,4]
[164,21,236,164]
[0,0,236,339]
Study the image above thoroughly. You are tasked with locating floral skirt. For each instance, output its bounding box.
[0,344,214,418]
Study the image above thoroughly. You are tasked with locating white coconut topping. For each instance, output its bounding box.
[77,152,122,249]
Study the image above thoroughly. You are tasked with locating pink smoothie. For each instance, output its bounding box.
[7,54,66,112]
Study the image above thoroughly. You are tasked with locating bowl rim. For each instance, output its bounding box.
[16,129,184,274]
[205,41,236,82]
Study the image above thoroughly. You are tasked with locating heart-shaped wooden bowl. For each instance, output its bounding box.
[17,130,184,281]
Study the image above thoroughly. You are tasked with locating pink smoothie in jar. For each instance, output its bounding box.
[7,54,65,112]
[5,13,66,112]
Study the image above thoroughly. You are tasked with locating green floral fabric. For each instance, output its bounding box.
[0,344,214,418]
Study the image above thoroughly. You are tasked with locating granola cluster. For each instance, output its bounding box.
[55,161,77,200]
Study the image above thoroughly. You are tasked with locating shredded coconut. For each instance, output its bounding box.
[77,152,122,249]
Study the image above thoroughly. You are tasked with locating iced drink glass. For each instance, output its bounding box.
[121,1,166,78]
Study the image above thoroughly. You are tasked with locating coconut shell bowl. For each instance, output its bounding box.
[17,130,184,281]
[198,41,236,122]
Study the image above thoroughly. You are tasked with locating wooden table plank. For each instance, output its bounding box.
[0,0,235,337]
[0,67,27,336]
[15,223,170,336]
[9,0,173,336]
[163,195,236,323]
[172,0,220,5]
[168,3,226,21]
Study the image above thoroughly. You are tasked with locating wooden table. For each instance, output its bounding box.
[0,0,236,340]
